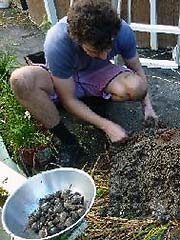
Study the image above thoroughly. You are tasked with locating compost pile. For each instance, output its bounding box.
[27,189,86,238]
[109,128,180,222]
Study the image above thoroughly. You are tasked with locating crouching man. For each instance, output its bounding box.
[10,0,157,168]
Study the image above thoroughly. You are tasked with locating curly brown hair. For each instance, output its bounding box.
[67,0,121,51]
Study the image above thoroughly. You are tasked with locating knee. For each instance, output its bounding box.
[10,66,35,100]
[126,74,148,101]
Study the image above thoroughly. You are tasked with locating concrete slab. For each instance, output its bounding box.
[0,25,45,65]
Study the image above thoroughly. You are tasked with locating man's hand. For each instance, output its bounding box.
[124,54,158,126]
[143,101,158,121]
[103,120,128,143]
[142,94,158,123]
[52,76,128,143]
[142,93,158,127]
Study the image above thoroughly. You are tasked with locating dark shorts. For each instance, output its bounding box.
[38,62,131,101]
[73,62,132,99]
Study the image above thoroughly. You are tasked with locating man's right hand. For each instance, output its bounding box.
[52,76,128,143]
[102,120,128,143]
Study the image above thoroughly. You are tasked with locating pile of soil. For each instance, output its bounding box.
[109,127,180,222]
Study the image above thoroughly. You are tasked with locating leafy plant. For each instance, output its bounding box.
[39,14,52,33]
[96,187,108,198]
[0,50,16,78]
[130,223,169,240]
[0,51,50,162]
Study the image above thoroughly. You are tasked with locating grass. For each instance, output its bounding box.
[0,50,51,163]
[39,15,52,33]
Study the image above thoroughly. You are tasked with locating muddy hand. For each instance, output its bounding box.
[143,103,159,128]
[104,121,128,143]
[143,116,159,128]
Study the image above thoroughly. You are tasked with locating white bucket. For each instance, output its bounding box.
[0,0,10,8]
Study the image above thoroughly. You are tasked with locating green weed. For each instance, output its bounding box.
[130,223,169,240]
[0,51,50,162]
[39,15,52,33]
[0,50,16,78]
[96,188,108,198]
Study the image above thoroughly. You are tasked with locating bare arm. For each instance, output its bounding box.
[52,76,127,142]
[124,53,157,120]
[124,53,146,80]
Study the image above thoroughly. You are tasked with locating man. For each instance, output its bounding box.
[10,0,157,167]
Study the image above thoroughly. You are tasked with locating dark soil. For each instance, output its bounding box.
[138,48,173,60]
[109,127,180,223]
